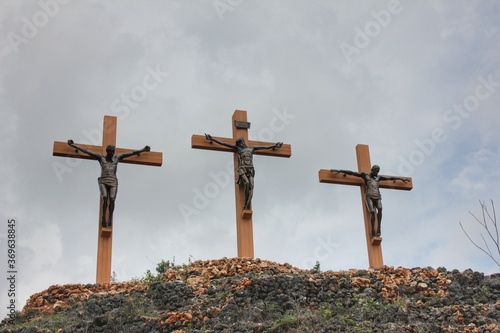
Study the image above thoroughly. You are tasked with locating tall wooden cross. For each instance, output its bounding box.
[318,144,412,268]
[191,110,291,258]
[53,115,162,283]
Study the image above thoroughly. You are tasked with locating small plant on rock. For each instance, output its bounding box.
[141,259,176,283]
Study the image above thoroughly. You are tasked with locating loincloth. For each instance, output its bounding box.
[98,176,118,187]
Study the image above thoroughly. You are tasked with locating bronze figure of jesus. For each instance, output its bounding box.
[205,134,282,211]
[331,165,410,237]
[67,140,150,227]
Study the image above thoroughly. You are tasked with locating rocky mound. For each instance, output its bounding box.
[1,257,499,332]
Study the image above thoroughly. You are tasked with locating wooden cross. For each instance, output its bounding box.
[53,115,162,283]
[191,110,291,258]
[318,144,412,268]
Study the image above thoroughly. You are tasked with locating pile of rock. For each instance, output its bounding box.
[164,257,304,280]
[2,258,499,333]
[22,282,146,314]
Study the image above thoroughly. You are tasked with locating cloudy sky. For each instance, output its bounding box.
[1,0,500,317]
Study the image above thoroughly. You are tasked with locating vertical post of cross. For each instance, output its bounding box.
[232,111,254,257]
[355,144,383,267]
[95,116,116,284]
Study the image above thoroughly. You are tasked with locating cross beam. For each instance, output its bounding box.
[53,115,162,283]
[191,110,291,258]
[318,144,412,268]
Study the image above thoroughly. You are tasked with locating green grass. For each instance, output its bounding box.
[270,314,300,332]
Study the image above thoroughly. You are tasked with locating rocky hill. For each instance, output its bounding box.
[1,257,499,332]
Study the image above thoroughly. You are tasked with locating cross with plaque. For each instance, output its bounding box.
[192,110,291,258]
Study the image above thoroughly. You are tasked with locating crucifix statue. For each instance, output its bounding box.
[53,115,162,283]
[204,134,283,211]
[330,165,410,237]
[319,144,412,268]
[192,110,291,258]
[67,140,151,228]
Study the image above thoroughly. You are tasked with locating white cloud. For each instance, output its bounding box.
[448,148,500,197]
[1,0,499,320]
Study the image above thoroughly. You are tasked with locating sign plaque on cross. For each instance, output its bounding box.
[192,110,292,258]
[53,115,162,283]
[318,144,412,268]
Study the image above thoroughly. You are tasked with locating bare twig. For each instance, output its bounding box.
[459,200,500,268]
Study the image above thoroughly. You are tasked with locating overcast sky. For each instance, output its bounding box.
[1,0,500,318]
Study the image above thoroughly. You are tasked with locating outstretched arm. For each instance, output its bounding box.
[378,175,411,183]
[205,134,237,150]
[67,140,101,159]
[330,169,364,178]
[117,146,151,160]
[253,142,283,151]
